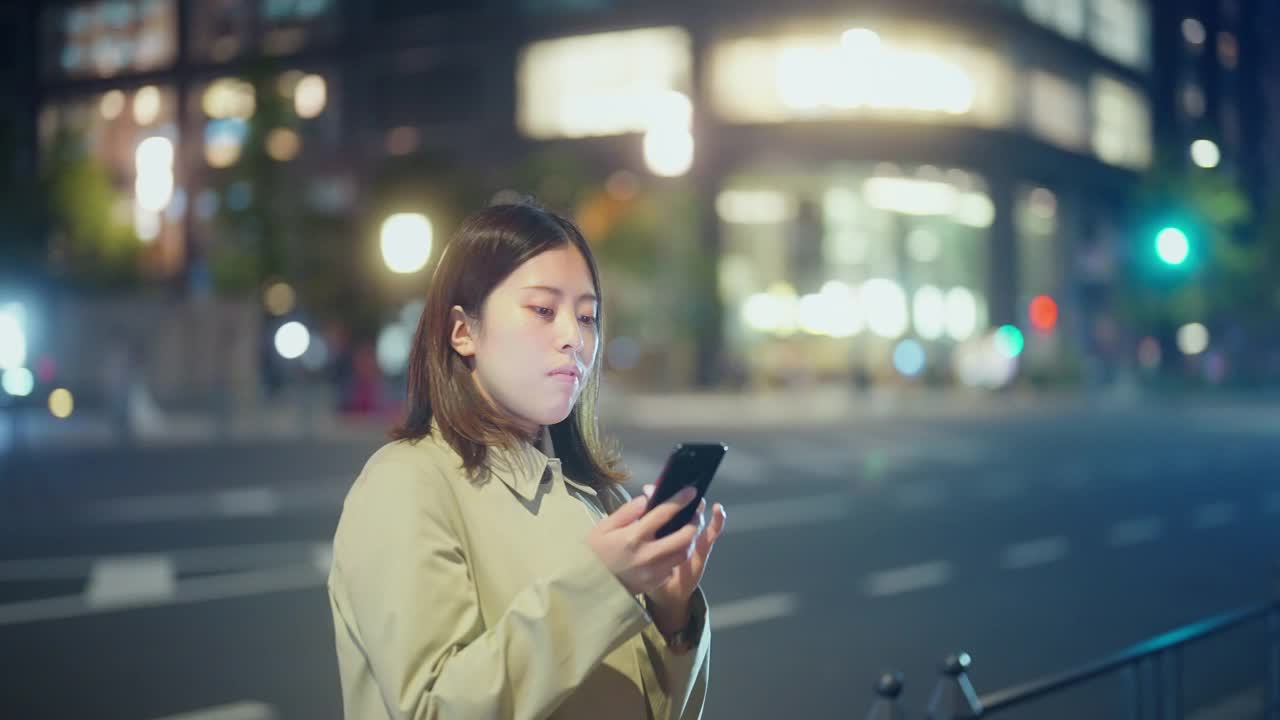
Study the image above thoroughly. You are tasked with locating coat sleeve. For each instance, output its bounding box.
[602,485,713,720]
[329,456,651,720]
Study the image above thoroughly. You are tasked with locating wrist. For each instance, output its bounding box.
[646,593,692,635]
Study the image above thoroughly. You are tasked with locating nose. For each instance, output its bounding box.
[556,312,585,355]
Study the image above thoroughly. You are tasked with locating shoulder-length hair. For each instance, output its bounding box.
[390,200,627,489]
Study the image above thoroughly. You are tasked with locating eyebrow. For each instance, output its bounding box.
[520,286,598,303]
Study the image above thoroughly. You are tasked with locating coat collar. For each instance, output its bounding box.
[432,420,596,501]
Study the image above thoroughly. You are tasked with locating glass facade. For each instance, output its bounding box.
[718,164,992,383]
[44,0,176,79]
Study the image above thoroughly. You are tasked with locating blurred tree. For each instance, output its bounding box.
[206,62,292,296]
[1121,153,1259,330]
[37,128,141,289]
[1118,150,1280,383]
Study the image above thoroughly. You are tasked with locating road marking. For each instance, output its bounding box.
[85,555,175,608]
[1192,501,1237,529]
[86,484,344,525]
[148,701,278,720]
[719,448,768,485]
[865,561,953,597]
[1001,536,1069,570]
[0,541,327,582]
[0,564,324,627]
[213,487,281,517]
[1108,517,1165,547]
[727,494,848,533]
[714,593,798,630]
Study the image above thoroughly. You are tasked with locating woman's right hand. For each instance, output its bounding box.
[587,487,701,596]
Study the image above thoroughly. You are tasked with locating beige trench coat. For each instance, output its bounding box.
[328,429,711,720]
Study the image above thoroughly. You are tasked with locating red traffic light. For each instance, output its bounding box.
[1029,295,1058,333]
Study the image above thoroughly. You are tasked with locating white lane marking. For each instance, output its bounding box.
[718,448,767,485]
[893,480,948,509]
[213,487,281,517]
[148,701,278,720]
[1264,492,1280,514]
[87,484,344,525]
[85,555,175,608]
[865,561,953,597]
[727,494,848,533]
[0,565,323,627]
[1108,517,1165,547]
[713,593,798,630]
[311,542,333,575]
[1192,501,1237,529]
[1001,536,1069,570]
[0,541,326,582]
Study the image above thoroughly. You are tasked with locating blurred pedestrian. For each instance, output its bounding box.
[328,201,727,720]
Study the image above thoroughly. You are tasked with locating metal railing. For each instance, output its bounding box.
[867,598,1280,720]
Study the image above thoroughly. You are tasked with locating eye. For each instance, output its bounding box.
[530,306,553,318]
[579,315,597,326]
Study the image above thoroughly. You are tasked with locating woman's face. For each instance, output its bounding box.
[451,245,600,435]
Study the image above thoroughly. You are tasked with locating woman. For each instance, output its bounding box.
[328,200,728,720]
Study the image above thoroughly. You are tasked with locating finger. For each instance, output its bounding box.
[695,504,726,555]
[641,522,700,566]
[634,487,699,539]
[643,484,654,498]
[599,494,649,530]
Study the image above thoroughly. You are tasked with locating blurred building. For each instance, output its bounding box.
[1151,0,1277,207]
[25,0,1273,390]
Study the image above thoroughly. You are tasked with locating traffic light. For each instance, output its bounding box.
[1155,226,1190,266]
[1028,295,1058,334]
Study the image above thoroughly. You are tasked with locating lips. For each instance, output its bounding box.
[549,366,581,383]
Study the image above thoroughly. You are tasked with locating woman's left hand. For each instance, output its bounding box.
[641,484,727,633]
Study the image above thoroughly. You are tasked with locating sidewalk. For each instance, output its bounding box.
[8,383,1280,452]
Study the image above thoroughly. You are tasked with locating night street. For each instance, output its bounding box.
[2,396,1276,719]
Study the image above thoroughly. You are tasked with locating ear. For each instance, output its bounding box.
[449,305,477,358]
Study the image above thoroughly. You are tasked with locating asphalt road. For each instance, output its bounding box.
[1,398,1277,719]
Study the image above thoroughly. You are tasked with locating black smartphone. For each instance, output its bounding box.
[644,443,728,538]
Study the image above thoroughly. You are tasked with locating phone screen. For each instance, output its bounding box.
[645,443,727,538]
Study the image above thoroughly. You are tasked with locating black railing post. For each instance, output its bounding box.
[926,653,983,720]
[866,671,907,720]
[1124,661,1144,720]
[1160,649,1182,720]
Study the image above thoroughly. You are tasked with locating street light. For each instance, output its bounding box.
[1155,226,1190,266]
[380,213,433,274]
[1190,139,1220,169]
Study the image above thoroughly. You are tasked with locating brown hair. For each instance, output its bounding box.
[390,201,626,488]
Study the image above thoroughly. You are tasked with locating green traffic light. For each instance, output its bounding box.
[1155,227,1190,265]
[994,324,1025,358]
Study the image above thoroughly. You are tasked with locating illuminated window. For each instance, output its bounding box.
[1022,0,1086,39]
[1088,0,1150,70]
[517,27,693,139]
[45,0,176,78]
[1217,31,1239,69]
[1181,18,1206,48]
[1090,74,1152,169]
[1181,81,1206,117]
[709,25,1015,128]
[1015,185,1059,306]
[1027,70,1087,150]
